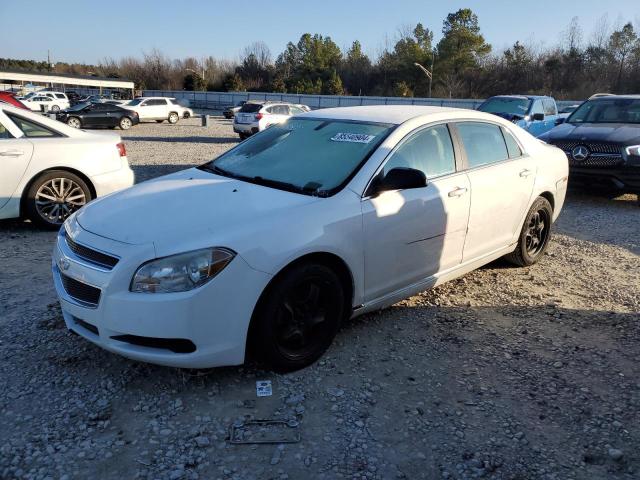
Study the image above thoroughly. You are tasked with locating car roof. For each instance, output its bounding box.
[590,94,640,101]
[297,105,469,125]
[489,95,550,100]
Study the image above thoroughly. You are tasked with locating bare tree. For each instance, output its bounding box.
[242,41,272,68]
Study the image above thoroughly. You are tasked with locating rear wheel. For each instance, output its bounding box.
[66,117,81,128]
[505,197,553,267]
[50,105,60,113]
[183,111,191,119]
[25,170,92,229]
[119,116,132,130]
[168,112,179,124]
[250,263,344,371]
[239,133,249,140]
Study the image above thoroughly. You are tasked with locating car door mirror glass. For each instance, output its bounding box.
[373,167,427,195]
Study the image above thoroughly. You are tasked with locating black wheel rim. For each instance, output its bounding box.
[525,208,550,256]
[274,277,334,360]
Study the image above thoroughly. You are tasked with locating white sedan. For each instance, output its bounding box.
[0,104,134,227]
[52,106,568,371]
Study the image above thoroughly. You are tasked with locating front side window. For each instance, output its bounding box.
[7,114,59,138]
[382,124,456,179]
[530,100,544,116]
[203,118,394,195]
[55,94,66,99]
[457,122,509,168]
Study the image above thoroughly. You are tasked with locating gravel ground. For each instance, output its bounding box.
[1,117,639,480]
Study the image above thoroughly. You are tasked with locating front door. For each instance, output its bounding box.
[0,119,34,209]
[362,123,470,301]
[454,121,535,261]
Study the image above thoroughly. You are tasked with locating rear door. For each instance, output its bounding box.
[453,121,535,261]
[362,123,470,301]
[0,115,34,209]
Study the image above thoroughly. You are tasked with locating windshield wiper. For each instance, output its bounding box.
[251,176,324,196]
[198,163,234,178]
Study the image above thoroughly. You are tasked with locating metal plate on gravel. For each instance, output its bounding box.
[229,419,300,444]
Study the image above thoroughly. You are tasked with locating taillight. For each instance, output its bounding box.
[255,113,264,120]
[116,142,127,157]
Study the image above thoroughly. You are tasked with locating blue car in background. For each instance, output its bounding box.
[477,95,561,137]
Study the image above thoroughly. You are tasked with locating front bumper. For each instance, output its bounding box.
[51,224,272,368]
[569,165,640,192]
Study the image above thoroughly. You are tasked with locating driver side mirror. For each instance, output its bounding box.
[555,117,565,125]
[371,167,427,196]
[532,113,545,121]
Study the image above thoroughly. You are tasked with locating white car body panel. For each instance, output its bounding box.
[0,105,134,220]
[52,106,568,368]
[122,97,190,121]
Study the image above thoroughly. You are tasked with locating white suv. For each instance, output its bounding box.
[122,97,193,124]
[233,102,309,139]
[23,94,69,113]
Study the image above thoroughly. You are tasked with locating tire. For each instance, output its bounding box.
[183,111,191,119]
[156,120,164,123]
[66,117,82,128]
[25,170,93,229]
[50,105,60,113]
[119,116,133,130]
[239,133,249,140]
[168,112,179,124]
[250,263,345,372]
[505,196,553,267]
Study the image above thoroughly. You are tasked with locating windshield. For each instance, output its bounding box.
[567,98,640,124]
[127,98,144,106]
[67,102,91,111]
[478,97,531,116]
[201,118,395,196]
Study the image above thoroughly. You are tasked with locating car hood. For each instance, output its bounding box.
[75,168,320,254]
[541,122,640,144]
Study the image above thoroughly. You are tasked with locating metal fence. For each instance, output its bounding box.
[142,90,581,111]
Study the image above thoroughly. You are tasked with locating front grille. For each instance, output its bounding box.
[60,273,101,307]
[65,233,119,270]
[553,141,622,155]
[568,154,624,167]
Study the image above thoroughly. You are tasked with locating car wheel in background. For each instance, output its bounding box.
[239,133,249,140]
[168,112,179,124]
[183,111,191,119]
[66,117,81,128]
[51,105,60,113]
[25,170,93,229]
[505,196,553,267]
[250,263,344,371]
[119,117,133,130]
[156,120,164,123]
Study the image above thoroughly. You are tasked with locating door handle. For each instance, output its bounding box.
[0,150,24,157]
[519,169,532,178]
[448,187,468,197]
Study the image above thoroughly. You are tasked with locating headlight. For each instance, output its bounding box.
[131,248,235,293]
[625,145,640,157]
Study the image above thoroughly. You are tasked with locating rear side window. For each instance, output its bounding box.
[239,103,262,113]
[55,94,66,99]
[267,105,289,115]
[7,114,60,138]
[383,124,456,179]
[146,99,167,106]
[502,128,523,158]
[457,122,509,168]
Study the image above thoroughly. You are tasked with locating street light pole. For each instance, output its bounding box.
[414,61,433,98]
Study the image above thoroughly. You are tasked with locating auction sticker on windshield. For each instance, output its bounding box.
[331,133,376,144]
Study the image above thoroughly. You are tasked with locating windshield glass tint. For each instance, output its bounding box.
[208,118,394,194]
[478,98,531,116]
[239,103,262,113]
[568,98,640,124]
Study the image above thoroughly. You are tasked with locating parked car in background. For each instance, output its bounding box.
[477,95,561,137]
[0,91,29,110]
[57,102,140,130]
[121,97,192,123]
[539,95,640,197]
[223,101,246,119]
[22,95,69,113]
[0,104,134,227]
[233,101,310,139]
[559,104,581,115]
[52,105,568,371]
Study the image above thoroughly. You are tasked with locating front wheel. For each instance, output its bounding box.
[25,170,93,229]
[66,117,81,128]
[183,111,191,119]
[50,105,60,113]
[168,112,179,124]
[505,196,553,267]
[250,263,345,371]
[119,117,133,130]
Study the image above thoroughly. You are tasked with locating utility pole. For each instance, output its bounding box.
[414,49,436,98]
